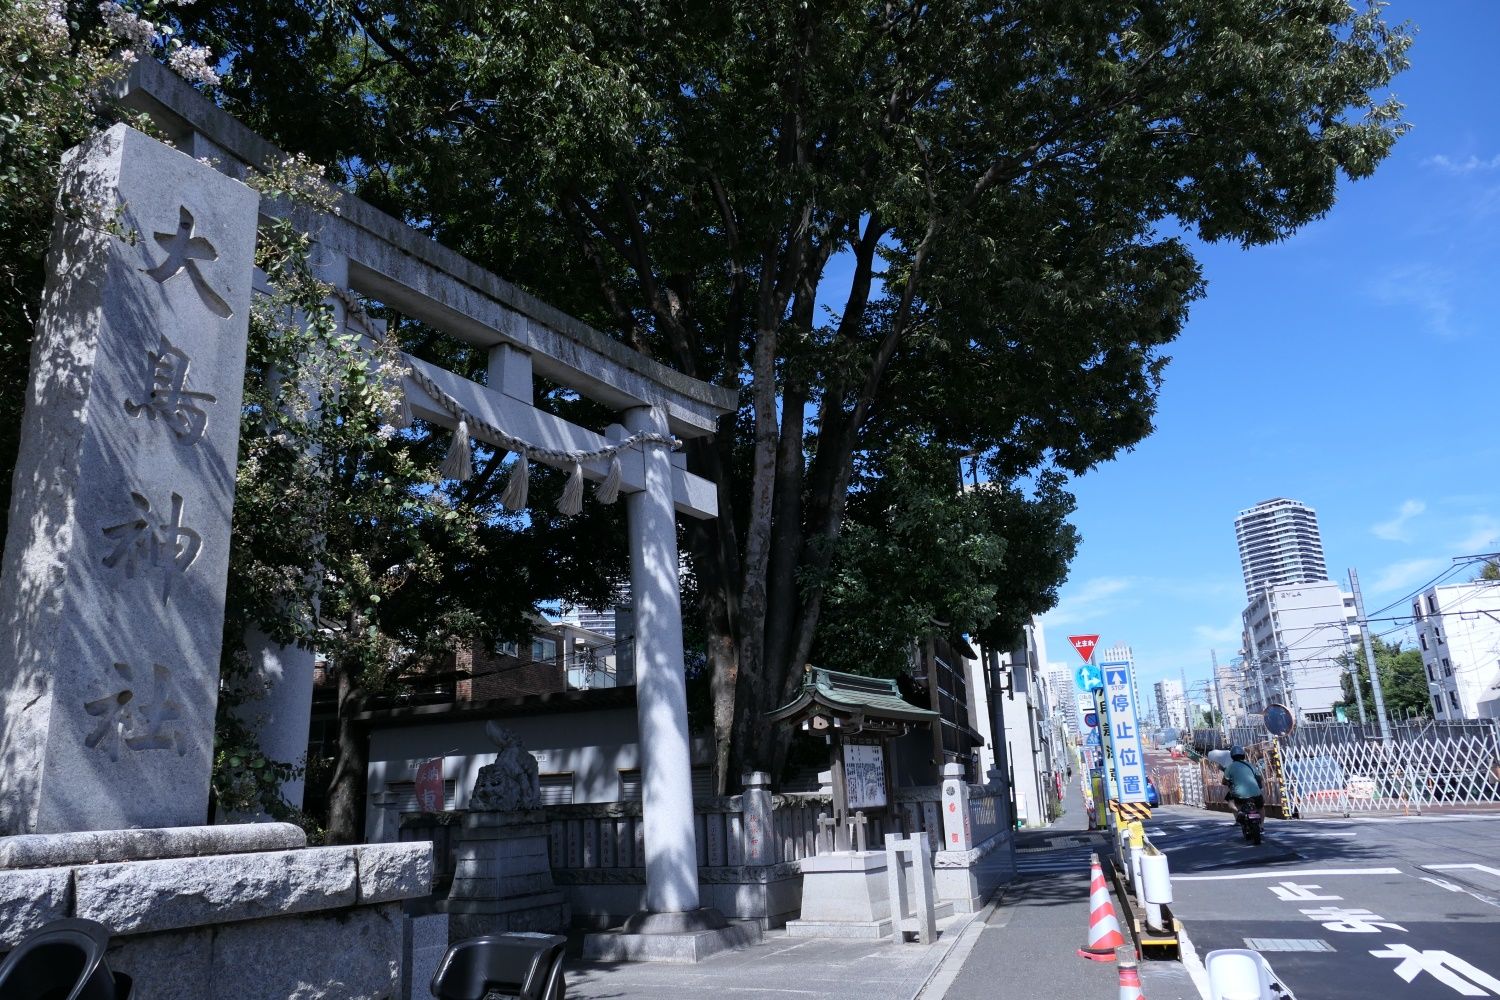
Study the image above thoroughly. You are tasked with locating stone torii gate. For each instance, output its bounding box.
[0,57,735,937]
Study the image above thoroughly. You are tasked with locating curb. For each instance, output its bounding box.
[1174,920,1212,1000]
[911,886,1010,999]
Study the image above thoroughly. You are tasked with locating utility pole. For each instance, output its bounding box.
[1340,624,1368,726]
[1349,567,1391,741]
[1210,649,1228,741]
[1179,665,1192,732]
[1243,607,1269,715]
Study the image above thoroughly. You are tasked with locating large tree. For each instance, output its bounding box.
[14,1,1413,788]
[1336,636,1432,722]
[170,0,1410,783]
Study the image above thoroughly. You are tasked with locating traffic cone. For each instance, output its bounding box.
[1118,955,1145,999]
[1078,852,1126,961]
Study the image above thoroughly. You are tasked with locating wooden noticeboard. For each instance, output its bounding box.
[844,741,887,809]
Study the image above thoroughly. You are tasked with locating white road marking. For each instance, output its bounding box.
[1422,876,1464,892]
[1244,937,1336,953]
[1175,867,1401,882]
[1428,864,1500,880]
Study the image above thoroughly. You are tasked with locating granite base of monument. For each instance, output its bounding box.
[444,809,570,940]
[0,823,431,1000]
[581,908,760,964]
[785,850,893,938]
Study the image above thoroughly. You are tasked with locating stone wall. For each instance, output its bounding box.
[0,825,431,1000]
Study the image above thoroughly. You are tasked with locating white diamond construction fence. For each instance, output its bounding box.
[1276,724,1500,815]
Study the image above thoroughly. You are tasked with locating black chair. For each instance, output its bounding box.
[0,918,132,1000]
[430,933,566,1000]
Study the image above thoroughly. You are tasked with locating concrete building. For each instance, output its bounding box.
[1413,582,1500,720]
[1046,664,1082,740]
[1235,498,1330,600]
[963,619,1063,828]
[1241,579,1355,721]
[1154,679,1188,731]
[1214,662,1248,726]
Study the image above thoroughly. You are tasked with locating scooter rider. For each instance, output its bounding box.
[1222,745,1264,815]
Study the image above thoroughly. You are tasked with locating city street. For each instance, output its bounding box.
[1148,806,1500,999]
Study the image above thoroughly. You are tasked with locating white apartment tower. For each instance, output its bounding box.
[1235,498,1330,601]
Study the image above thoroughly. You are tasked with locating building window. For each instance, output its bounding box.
[1433,695,1443,715]
[498,641,519,657]
[539,773,574,805]
[1420,633,1429,651]
[1435,629,1445,645]
[1442,657,1452,676]
[531,637,558,662]
[1449,690,1460,711]
[1428,594,1439,615]
[1427,663,1435,681]
[618,769,642,802]
[385,779,456,812]
[1413,601,1424,621]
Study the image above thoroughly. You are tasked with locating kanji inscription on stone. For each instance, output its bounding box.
[144,205,233,318]
[101,490,202,600]
[124,335,217,444]
[83,662,186,761]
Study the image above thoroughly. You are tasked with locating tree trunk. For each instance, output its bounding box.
[325,666,367,844]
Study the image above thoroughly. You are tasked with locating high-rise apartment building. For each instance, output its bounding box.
[1235,498,1330,600]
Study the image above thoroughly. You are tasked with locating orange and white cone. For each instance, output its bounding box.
[1118,955,1145,999]
[1078,852,1126,961]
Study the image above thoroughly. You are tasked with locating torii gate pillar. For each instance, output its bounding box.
[618,404,725,930]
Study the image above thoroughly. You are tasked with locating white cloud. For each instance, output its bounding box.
[1423,153,1500,174]
[1042,576,1133,628]
[1372,499,1426,542]
[1451,517,1500,555]
[1370,263,1463,338]
[1192,617,1244,647]
[1369,557,1449,595]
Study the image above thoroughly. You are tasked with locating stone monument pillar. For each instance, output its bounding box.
[0,124,258,834]
[445,724,569,938]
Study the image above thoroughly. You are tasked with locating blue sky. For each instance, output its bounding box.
[1038,1,1500,696]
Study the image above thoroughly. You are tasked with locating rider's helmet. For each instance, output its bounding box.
[1229,744,1247,760]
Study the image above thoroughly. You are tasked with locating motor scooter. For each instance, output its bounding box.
[1232,798,1264,845]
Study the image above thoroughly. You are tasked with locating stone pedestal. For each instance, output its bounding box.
[445,810,569,939]
[0,824,431,1000]
[785,851,893,939]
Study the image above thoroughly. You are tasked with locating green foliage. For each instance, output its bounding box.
[0,4,120,515]
[172,0,1411,772]
[1336,636,1432,721]
[812,433,1078,674]
[1478,560,1499,582]
[9,0,1415,779]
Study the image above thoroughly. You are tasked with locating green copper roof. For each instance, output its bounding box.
[765,666,938,725]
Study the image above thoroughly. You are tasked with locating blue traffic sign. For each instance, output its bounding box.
[1084,711,1099,729]
[1074,662,1104,692]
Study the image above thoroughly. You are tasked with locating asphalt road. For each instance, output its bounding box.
[1146,805,1500,999]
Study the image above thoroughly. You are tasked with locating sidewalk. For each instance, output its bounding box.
[562,779,1203,1000]
[565,909,983,1000]
[932,780,1200,1000]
